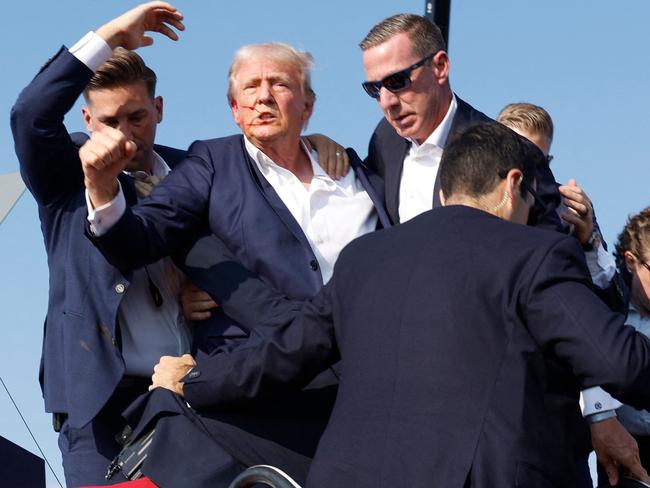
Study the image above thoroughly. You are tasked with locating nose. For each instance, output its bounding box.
[116,120,133,141]
[257,81,274,105]
[378,86,400,110]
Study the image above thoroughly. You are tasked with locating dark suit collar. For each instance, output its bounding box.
[237,136,324,282]
[348,150,392,229]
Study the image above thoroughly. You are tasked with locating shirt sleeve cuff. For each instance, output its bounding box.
[86,181,126,236]
[581,386,623,416]
[585,244,617,289]
[69,31,113,72]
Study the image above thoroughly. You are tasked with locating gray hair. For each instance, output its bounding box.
[227,43,315,104]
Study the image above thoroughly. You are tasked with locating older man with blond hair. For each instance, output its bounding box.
[82,36,389,485]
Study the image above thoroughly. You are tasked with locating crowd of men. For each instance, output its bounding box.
[10,2,650,487]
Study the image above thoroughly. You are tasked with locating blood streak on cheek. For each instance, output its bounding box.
[241,105,271,125]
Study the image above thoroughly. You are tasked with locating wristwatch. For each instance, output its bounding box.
[582,230,601,252]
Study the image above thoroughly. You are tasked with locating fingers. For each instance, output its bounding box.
[334,147,349,180]
[626,458,650,484]
[603,458,619,486]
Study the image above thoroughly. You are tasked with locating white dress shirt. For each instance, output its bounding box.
[244,137,378,283]
[75,32,191,376]
[398,95,457,223]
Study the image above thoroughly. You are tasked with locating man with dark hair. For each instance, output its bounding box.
[10,3,189,485]
[151,122,650,487]
[359,14,560,229]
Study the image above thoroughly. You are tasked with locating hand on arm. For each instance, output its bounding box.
[181,281,218,321]
[95,1,185,50]
[590,417,650,486]
[304,134,349,180]
[80,127,136,208]
[558,179,594,245]
[150,354,196,397]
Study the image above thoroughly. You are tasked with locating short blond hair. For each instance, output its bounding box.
[227,43,315,104]
[496,103,554,142]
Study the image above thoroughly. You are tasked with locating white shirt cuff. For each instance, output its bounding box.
[69,31,113,72]
[86,181,126,236]
[585,244,617,289]
[580,386,623,416]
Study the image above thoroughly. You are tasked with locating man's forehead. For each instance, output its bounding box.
[362,32,419,80]
[86,85,153,115]
[235,57,298,80]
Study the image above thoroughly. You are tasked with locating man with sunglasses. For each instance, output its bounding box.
[359,14,646,485]
[360,14,561,230]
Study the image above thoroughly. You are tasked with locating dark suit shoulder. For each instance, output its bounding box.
[153,144,186,168]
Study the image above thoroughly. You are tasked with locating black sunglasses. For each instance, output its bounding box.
[362,53,435,99]
[497,169,546,211]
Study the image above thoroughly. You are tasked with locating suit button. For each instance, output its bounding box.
[309,260,319,271]
[115,283,126,294]
[112,337,118,346]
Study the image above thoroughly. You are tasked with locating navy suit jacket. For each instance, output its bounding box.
[183,205,650,488]
[9,47,188,429]
[89,135,390,390]
[10,48,287,430]
[366,96,563,231]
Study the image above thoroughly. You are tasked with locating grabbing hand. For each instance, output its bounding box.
[96,1,185,50]
[150,354,197,397]
[305,134,349,180]
[181,282,219,321]
[80,127,137,207]
[591,417,650,486]
[558,179,594,245]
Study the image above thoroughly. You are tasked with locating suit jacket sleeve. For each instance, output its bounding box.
[176,232,304,332]
[523,236,650,409]
[89,140,216,272]
[10,47,92,205]
[183,280,340,409]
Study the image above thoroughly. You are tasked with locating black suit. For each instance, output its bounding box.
[366,96,563,230]
[185,205,650,487]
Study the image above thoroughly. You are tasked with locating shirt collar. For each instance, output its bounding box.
[123,150,171,179]
[409,93,458,150]
[243,136,325,175]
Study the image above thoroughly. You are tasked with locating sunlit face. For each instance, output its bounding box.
[230,57,313,149]
[512,128,552,158]
[83,81,162,172]
[626,247,650,316]
[362,33,451,144]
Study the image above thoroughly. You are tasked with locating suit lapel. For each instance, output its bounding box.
[348,150,392,229]
[385,136,409,224]
[239,138,314,253]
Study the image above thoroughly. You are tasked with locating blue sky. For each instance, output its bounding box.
[1,1,649,486]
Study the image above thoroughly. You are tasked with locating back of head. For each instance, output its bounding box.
[615,206,650,287]
[497,103,554,143]
[227,42,315,104]
[359,13,446,56]
[84,47,157,101]
[440,122,543,200]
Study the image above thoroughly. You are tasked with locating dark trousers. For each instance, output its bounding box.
[58,378,149,487]
[127,387,335,488]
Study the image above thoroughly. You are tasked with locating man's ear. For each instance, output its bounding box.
[431,50,450,85]
[154,96,163,123]
[624,250,637,273]
[230,99,241,126]
[301,91,315,126]
[506,168,524,198]
[439,189,447,206]
[82,106,93,132]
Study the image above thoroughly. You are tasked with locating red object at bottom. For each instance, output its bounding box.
[81,477,159,488]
